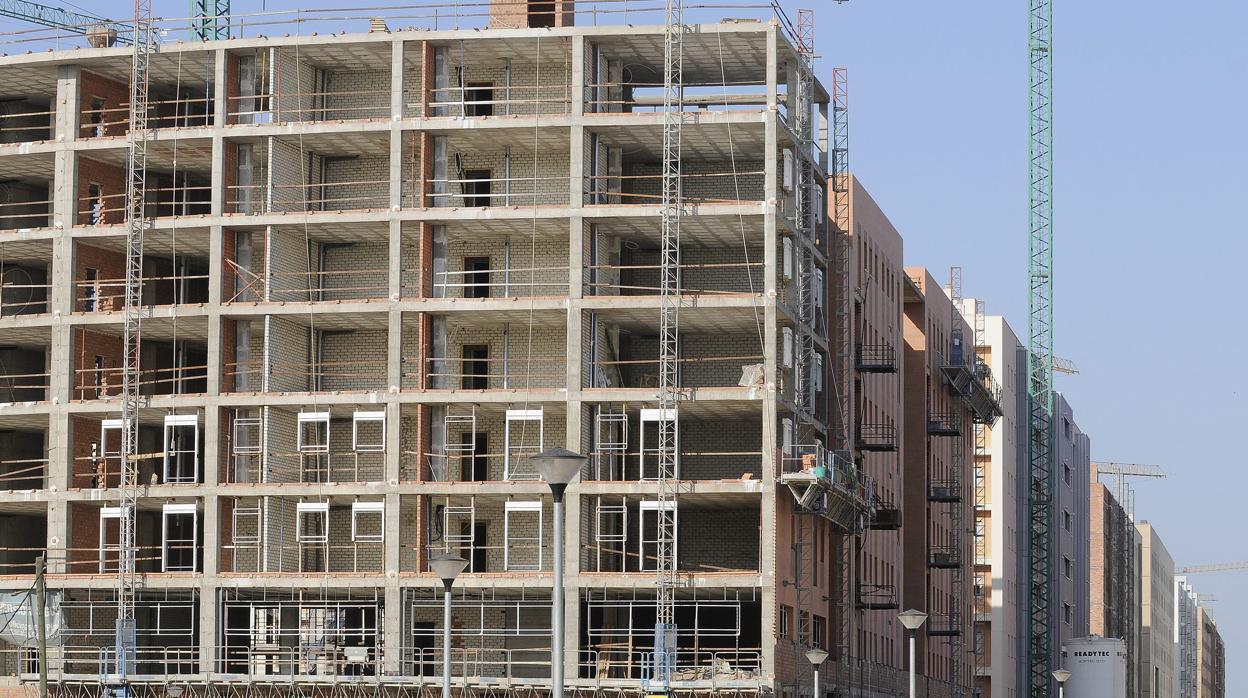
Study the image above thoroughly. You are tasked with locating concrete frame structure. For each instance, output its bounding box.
[0,3,852,696]
[1137,522,1176,698]
[1176,576,1200,698]
[1196,606,1225,698]
[1089,471,1141,698]
[968,314,1023,698]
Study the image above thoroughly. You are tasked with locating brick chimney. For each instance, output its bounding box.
[489,0,574,29]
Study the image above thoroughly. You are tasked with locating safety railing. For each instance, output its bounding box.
[584,170,766,207]
[74,272,210,312]
[586,261,764,296]
[425,84,572,117]
[3,645,200,679]
[419,356,566,390]
[0,458,47,490]
[223,358,389,393]
[589,353,764,390]
[71,456,202,489]
[0,369,50,403]
[0,106,54,142]
[74,362,208,400]
[221,542,384,574]
[426,174,567,208]
[225,180,391,214]
[0,197,53,231]
[432,265,570,299]
[80,98,214,138]
[227,89,390,124]
[630,649,764,683]
[585,81,769,114]
[227,265,391,303]
[0,281,51,316]
[217,644,380,679]
[58,543,193,574]
[246,449,386,484]
[585,448,764,482]
[77,184,213,225]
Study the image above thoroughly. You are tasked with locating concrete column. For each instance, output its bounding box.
[211,49,227,217]
[391,38,405,120]
[570,35,585,116]
[206,225,224,395]
[759,101,782,684]
[383,581,403,675]
[198,584,218,677]
[561,488,581,675]
[44,500,68,575]
[383,485,403,673]
[213,48,228,126]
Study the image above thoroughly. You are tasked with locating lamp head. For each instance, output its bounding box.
[1052,669,1072,684]
[532,447,587,497]
[897,609,929,631]
[805,647,829,666]
[429,552,469,587]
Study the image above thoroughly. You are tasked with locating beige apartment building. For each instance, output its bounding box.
[0,2,879,697]
[1089,472,1141,698]
[1197,606,1225,698]
[1137,522,1175,698]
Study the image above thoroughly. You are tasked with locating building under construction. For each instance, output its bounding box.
[0,0,892,696]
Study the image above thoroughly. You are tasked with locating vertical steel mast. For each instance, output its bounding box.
[1026,0,1055,694]
[115,0,152,691]
[652,0,684,691]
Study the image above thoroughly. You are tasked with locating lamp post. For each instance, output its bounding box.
[898,609,928,698]
[805,648,829,698]
[430,553,468,698]
[532,448,587,698]
[1053,668,1071,698]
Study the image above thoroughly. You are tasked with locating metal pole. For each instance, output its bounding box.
[35,553,47,698]
[909,631,916,698]
[553,492,565,697]
[813,667,819,698]
[1058,685,1064,698]
[443,583,453,698]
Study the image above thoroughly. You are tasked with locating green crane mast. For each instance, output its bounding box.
[1026,0,1056,695]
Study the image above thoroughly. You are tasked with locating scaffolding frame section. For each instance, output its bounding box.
[651,0,686,689]
[162,414,200,484]
[433,409,477,482]
[503,408,543,480]
[115,0,155,682]
[161,502,198,572]
[592,407,628,480]
[594,496,629,572]
[638,408,679,481]
[638,500,678,574]
[99,505,133,574]
[230,412,263,483]
[351,411,386,453]
[350,501,384,543]
[502,500,544,572]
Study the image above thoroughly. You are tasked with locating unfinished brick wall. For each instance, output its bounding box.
[488,0,575,29]
[321,241,389,299]
[78,71,129,138]
[72,328,122,400]
[73,242,125,311]
[75,157,126,226]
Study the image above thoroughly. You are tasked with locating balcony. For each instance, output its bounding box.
[855,343,897,373]
[939,353,1003,425]
[857,584,898,611]
[0,329,50,404]
[0,242,51,317]
[928,546,962,569]
[926,613,963,637]
[867,500,901,531]
[928,479,962,503]
[926,413,961,437]
[855,423,897,452]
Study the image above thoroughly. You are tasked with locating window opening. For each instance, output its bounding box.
[504,408,544,480]
[503,500,543,571]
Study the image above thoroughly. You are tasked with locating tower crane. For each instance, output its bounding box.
[0,0,230,42]
[1179,562,1248,575]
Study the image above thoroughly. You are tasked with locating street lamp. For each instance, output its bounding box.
[430,553,468,698]
[898,609,928,698]
[805,648,829,698]
[533,447,586,698]
[1053,668,1072,698]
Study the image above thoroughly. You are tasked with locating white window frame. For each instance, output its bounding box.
[638,500,678,573]
[782,149,794,192]
[163,414,201,484]
[161,502,199,572]
[782,328,794,368]
[232,413,263,482]
[638,408,679,481]
[351,411,386,453]
[782,238,794,280]
[504,408,544,480]
[503,500,543,572]
[297,411,331,454]
[232,502,262,545]
[295,502,330,543]
[99,505,131,573]
[351,501,385,543]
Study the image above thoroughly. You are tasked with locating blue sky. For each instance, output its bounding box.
[3,0,1242,690]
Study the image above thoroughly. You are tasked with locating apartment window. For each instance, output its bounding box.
[462,169,491,207]
[461,345,489,389]
[465,82,494,117]
[1063,463,1072,485]
[87,98,106,136]
[93,355,105,397]
[462,522,488,572]
[779,605,791,639]
[1063,417,1071,439]
[812,615,826,650]
[1063,602,1072,625]
[463,256,491,298]
[1063,509,1072,532]
[1063,556,1072,579]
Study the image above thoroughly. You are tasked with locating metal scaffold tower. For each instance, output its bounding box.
[651,0,685,691]
[828,64,855,698]
[944,268,968,687]
[1026,0,1055,693]
[189,0,230,40]
[114,0,153,690]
